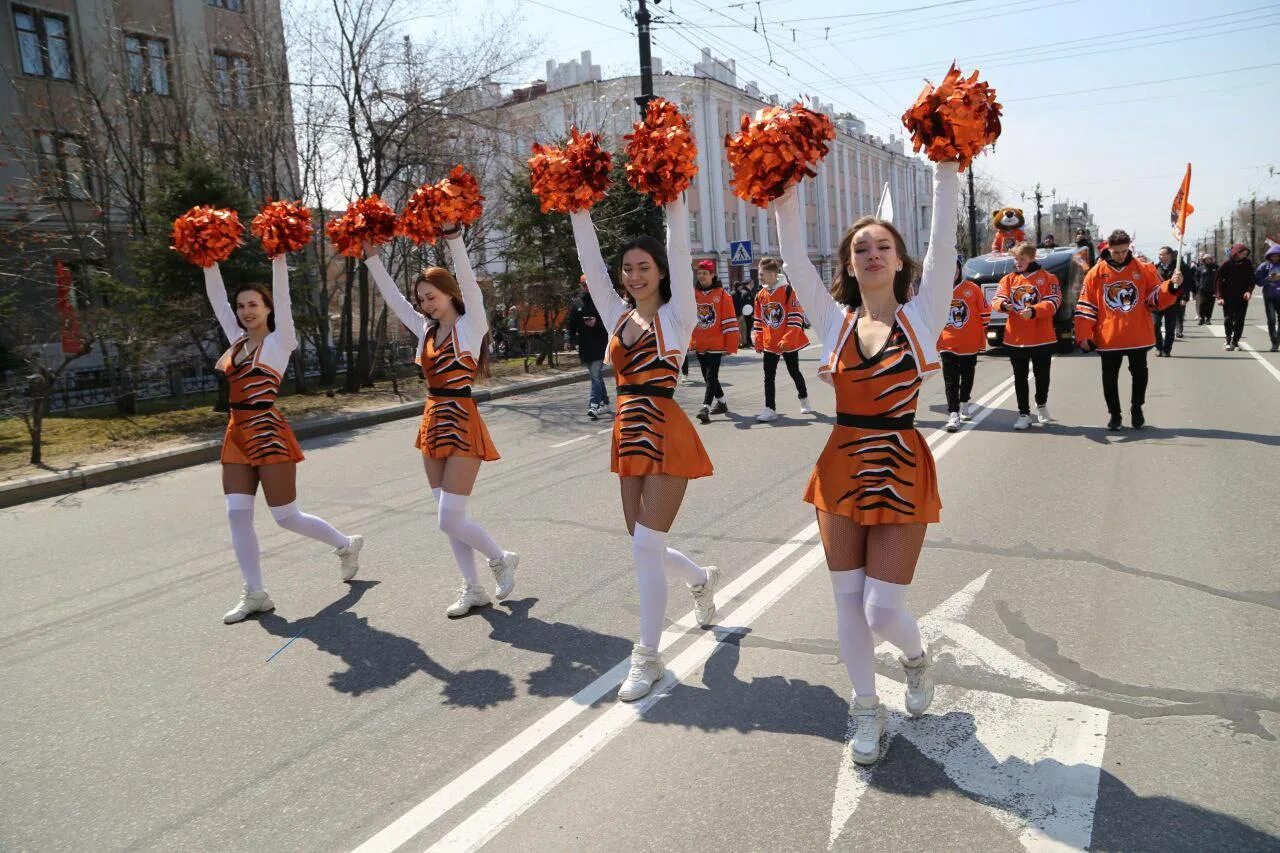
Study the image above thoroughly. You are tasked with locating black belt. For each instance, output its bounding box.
[836,412,915,430]
[428,387,472,398]
[617,383,676,399]
[228,401,275,411]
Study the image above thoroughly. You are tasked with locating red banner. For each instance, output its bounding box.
[55,260,85,355]
[1170,163,1194,242]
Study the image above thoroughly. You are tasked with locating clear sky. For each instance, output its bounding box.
[423,0,1280,254]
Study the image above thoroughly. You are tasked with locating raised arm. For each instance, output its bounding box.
[917,162,961,334]
[774,185,842,343]
[203,262,242,343]
[663,196,697,333]
[570,210,627,330]
[364,248,428,340]
[270,255,297,350]
[445,232,488,338]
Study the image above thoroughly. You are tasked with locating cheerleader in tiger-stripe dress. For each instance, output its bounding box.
[204,255,363,625]
[365,229,519,618]
[774,162,960,764]
[571,194,720,703]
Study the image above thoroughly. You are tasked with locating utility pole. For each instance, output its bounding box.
[966,167,978,257]
[1215,217,1222,258]
[1229,211,1235,245]
[635,0,656,114]
[1032,183,1044,245]
[1250,194,1257,259]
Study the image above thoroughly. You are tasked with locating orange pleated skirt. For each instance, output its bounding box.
[611,395,713,479]
[220,408,305,466]
[414,397,500,461]
[804,425,940,524]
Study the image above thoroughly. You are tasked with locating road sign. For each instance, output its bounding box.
[729,240,754,266]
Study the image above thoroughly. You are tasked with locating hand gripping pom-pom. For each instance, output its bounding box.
[325,195,398,258]
[624,98,698,205]
[251,200,313,257]
[397,164,484,245]
[171,206,244,267]
[901,64,1002,169]
[725,103,837,208]
[527,127,612,214]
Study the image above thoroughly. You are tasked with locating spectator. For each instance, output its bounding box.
[1040,234,1057,249]
[1152,246,1187,355]
[1195,252,1219,324]
[731,276,759,349]
[1215,243,1255,351]
[568,275,610,419]
[1257,240,1280,352]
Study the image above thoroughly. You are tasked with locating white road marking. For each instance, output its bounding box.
[925,375,1016,450]
[1206,324,1280,384]
[353,523,820,853]
[548,435,592,449]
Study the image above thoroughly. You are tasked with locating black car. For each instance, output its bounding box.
[961,246,1087,350]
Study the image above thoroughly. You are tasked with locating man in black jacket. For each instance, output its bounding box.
[1152,246,1187,355]
[1195,253,1219,324]
[568,275,610,419]
[1216,243,1255,350]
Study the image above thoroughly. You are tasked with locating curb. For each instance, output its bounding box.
[0,365,598,509]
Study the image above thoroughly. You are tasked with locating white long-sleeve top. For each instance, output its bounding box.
[364,234,489,364]
[203,255,296,376]
[569,195,697,363]
[773,162,960,380]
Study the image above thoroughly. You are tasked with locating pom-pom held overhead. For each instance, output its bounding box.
[901,64,1002,169]
[528,127,612,214]
[325,195,397,258]
[398,164,484,245]
[171,206,244,267]
[724,103,837,208]
[624,98,698,205]
[251,200,313,257]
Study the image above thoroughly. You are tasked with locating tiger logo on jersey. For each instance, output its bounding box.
[947,299,970,329]
[696,303,716,329]
[763,302,785,328]
[1010,283,1040,311]
[1103,280,1139,312]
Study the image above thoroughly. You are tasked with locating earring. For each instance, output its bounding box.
[896,265,903,272]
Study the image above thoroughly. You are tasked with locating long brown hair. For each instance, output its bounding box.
[233,283,276,332]
[415,266,490,378]
[832,217,919,309]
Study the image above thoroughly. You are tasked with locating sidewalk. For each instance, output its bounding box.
[0,366,597,509]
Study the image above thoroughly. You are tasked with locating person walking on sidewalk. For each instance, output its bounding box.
[1195,253,1219,325]
[1074,229,1184,430]
[568,275,611,419]
[1153,246,1187,356]
[1257,240,1280,352]
[938,256,990,432]
[752,256,811,421]
[1216,242,1255,350]
[992,242,1060,429]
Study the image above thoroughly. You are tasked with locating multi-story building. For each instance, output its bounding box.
[1046,201,1096,246]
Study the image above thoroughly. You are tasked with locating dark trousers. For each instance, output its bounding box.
[1223,300,1249,345]
[763,349,807,410]
[1008,348,1052,414]
[1100,349,1149,415]
[1265,296,1280,348]
[1153,309,1178,354]
[940,352,977,413]
[697,352,724,405]
[1196,290,1215,323]
[1175,300,1187,336]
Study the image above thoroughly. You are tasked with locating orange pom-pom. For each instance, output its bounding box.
[901,64,1002,169]
[528,127,612,214]
[325,195,397,258]
[251,200,313,257]
[725,103,837,208]
[624,98,698,205]
[171,205,244,267]
[397,164,484,245]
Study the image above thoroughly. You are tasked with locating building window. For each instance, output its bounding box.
[35,131,91,199]
[213,51,251,108]
[689,216,700,247]
[206,0,244,10]
[13,6,73,80]
[125,35,170,95]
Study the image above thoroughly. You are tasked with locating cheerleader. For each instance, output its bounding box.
[938,256,991,432]
[752,257,811,421]
[364,229,519,617]
[773,162,960,764]
[991,242,1061,430]
[204,255,363,624]
[570,194,720,702]
[690,259,740,423]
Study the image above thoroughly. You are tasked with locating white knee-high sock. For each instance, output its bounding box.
[226,494,263,591]
[632,523,668,649]
[268,501,351,550]
[437,492,503,562]
[430,487,477,584]
[663,545,708,586]
[864,577,924,660]
[830,569,877,698]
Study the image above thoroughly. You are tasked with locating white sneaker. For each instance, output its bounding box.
[755,407,778,422]
[849,695,886,765]
[445,583,491,617]
[902,649,935,718]
[587,403,599,421]
[223,585,274,624]
[618,643,663,702]
[945,412,961,432]
[489,551,519,600]
[1035,405,1051,426]
[959,401,973,420]
[1013,413,1032,431]
[799,397,814,414]
[335,534,363,582]
[688,565,721,626]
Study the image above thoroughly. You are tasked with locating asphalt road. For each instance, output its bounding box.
[5,318,1279,852]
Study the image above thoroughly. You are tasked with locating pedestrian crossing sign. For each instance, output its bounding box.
[730,240,754,266]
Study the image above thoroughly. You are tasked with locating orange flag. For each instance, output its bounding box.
[1170,163,1194,243]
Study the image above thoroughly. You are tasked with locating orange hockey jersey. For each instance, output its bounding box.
[690,285,740,354]
[1074,257,1178,351]
[992,265,1061,348]
[992,228,1025,254]
[937,280,990,356]
[752,282,808,353]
